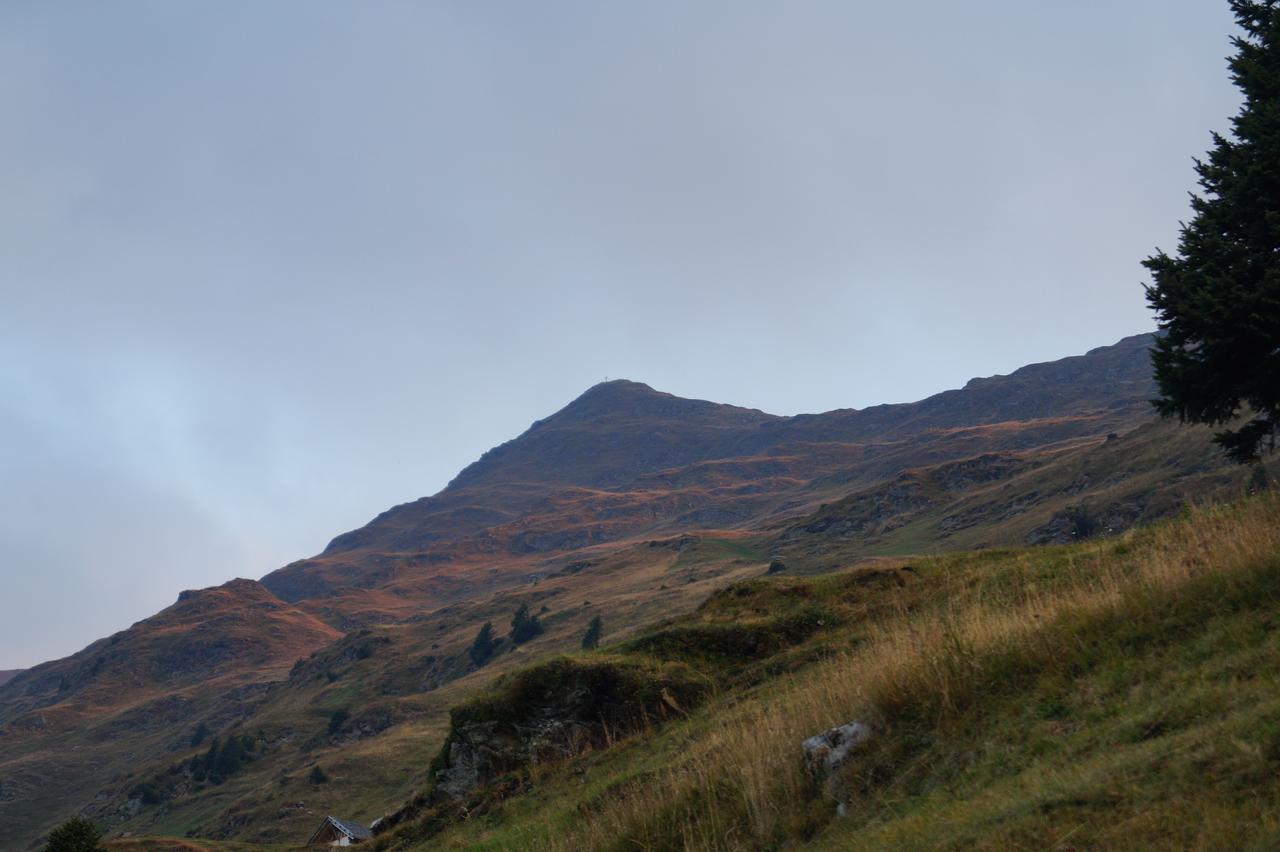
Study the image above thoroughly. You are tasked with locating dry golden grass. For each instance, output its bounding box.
[516,494,1280,851]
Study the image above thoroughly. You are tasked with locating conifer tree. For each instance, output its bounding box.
[1143,0,1280,462]
[581,616,603,650]
[510,603,544,645]
[468,621,496,666]
[190,721,211,748]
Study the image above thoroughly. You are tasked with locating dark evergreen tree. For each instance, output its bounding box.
[510,603,544,645]
[193,737,220,781]
[1143,0,1280,463]
[214,734,249,777]
[44,817,105,852]
[468,621,497,666]
[581,615,603,650]
[189,721,211,748]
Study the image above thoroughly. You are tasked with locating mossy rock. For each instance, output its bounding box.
[622,604,833,667]
[423,655,713,804]
[452,655,710,731]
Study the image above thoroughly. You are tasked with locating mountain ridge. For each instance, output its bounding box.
[261,333,1159,604]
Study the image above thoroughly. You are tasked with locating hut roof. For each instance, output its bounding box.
[309,815,373,844]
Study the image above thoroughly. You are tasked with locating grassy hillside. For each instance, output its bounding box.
[7,437,1245,849]
[65,536,769,847]
[32,439,1246,849]
[1,336,1253,848]
[374,491,1280,850]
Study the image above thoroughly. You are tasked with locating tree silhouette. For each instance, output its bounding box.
[510,603,544,645]
[1144,1,1280,462]
[469,621,497,666]
[581,616,603,650]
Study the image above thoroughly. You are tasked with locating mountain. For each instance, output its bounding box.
[260,334,1160,606]
[0,580,339,842]
[0,333,1247,848]
[0,671,20,688]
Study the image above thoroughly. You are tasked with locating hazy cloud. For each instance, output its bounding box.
[0,1,1240,666]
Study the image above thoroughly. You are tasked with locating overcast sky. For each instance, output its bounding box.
[0,2,1241,668]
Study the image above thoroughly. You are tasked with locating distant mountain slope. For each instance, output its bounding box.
[0,671,21,688]
[262,334,1160,603]
[0,580,340,847]
[2,331,1248,850]
[772,415,1241,567]
[0,579,338,729]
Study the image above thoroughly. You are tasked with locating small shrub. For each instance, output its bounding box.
[129,780,162,805]
[309,765,330,785]
[328,708,350,734]
[44,816,105,852]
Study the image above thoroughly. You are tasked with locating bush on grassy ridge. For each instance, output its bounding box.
[44,816,105,852]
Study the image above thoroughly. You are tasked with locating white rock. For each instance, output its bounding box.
[801,720,873,777]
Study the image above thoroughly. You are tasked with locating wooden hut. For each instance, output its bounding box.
[308,815,373,846]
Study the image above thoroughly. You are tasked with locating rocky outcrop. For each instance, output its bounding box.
[376,657,710,837]
[435,658,708,798]
[802,719,874,816]
[1026,501,1145,545]
[780,476,934,542]
[802,720,874,780]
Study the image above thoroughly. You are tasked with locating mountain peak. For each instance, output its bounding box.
[551,380,671,421]
[584,378,657,395]
[545,379,774,427]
